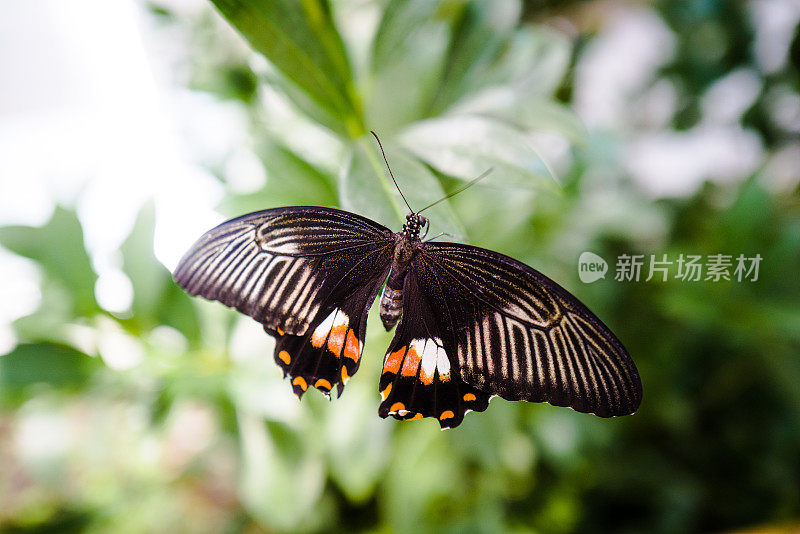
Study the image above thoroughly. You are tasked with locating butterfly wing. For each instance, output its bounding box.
[409,242,642,421]
[378,268,491,429]
[173,206,394,397]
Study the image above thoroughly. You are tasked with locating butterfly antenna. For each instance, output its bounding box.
[418,168,493,214]
[370,131,413,213]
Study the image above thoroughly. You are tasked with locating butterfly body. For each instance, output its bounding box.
[174,206,642,428]
[379,213,428,330]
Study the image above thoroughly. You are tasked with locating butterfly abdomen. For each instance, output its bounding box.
[380,284,403,330]
[380,234,417,330]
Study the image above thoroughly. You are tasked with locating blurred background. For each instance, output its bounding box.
[1,0,799,532]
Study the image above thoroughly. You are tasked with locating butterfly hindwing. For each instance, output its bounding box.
[268,277,383,398]
[414,242,642,418]
[378,271,490,429]
[174,206,393,397]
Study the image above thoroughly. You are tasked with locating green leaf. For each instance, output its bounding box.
[512,98,587,144]
[203,63,260,104]
[382,424,461,532]
[322,370,392,502]
[486,26,572,96]
[428,0,521,116]
[340,136,466,239]
[399,116,558,190]
[0,342,101,403]
[370,0,442,71]
[0,206,99,317]
[238,414,326,530]
[452,89,588,143]
[210,0,364,136]
[11,280,76,344]
[121,202,164,321]
[262,71,350,137]
[366,23,450,133]
[120,202,201,344]
[218,141,337,215]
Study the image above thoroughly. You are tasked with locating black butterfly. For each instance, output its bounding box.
[173,145,642,429]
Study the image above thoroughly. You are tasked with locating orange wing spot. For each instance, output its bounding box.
[278,350,291,365]
[420,366,434,385]
[439,372,451,383]
[292,376,308,391]
[277,327,285,336]
[439,410,455,421]
[314,378,332,390]
[407,413,423,421]
[463,393,476,402]
[384,347,405,374]
[343,330,360,362]
[341,366,350,384]
[310,329,326,348]
[390,402,405,413]
[400,346,421,377]
[380,383,392,401]
[327,323,348,356]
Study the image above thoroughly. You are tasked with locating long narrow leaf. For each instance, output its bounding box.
[370,0,441,70]
[211,0,364,135]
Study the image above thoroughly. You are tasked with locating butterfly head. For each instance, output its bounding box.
[402,213,428,240]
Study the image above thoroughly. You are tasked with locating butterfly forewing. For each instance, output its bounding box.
[173,206,394,397]
[414,242,642,417]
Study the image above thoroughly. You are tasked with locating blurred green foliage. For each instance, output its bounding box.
[2,0,799,533]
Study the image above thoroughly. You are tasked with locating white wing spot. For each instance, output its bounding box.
[436,347,450,376]
[412,337,450,379]
[417,339,437,379]
[311,308,349,348]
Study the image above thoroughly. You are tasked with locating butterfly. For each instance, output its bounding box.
[173,138,642,429]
